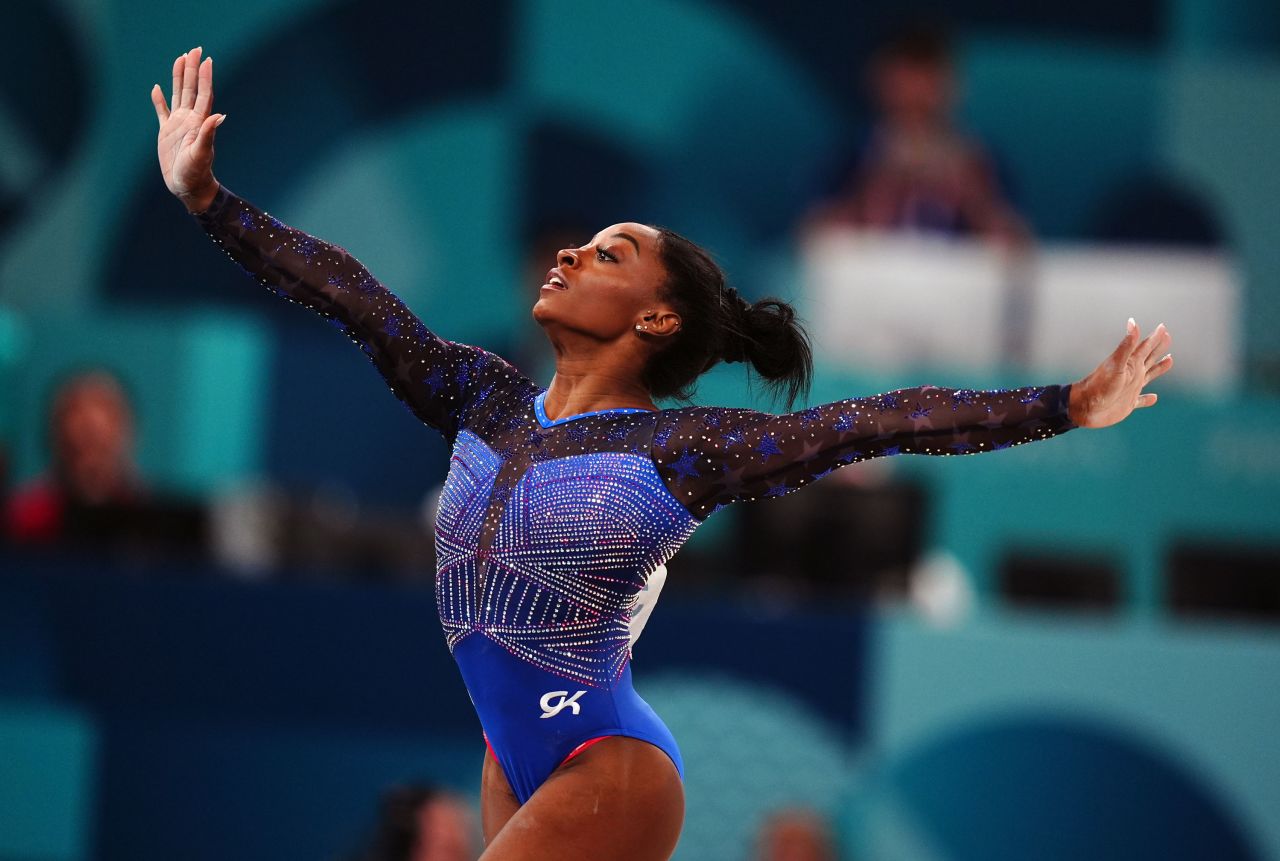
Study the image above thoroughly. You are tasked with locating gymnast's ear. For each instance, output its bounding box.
[637,307,682,339]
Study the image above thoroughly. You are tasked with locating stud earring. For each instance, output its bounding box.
[636,324,647,331]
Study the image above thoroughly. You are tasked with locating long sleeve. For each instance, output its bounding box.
[653,383,1077,519]
[191,184,535,443]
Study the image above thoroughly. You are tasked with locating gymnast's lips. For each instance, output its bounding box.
[542,267,569,291]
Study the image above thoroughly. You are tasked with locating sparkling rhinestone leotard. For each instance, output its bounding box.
[192,185,1078,803]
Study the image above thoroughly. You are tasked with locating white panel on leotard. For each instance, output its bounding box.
[628,563,667,649]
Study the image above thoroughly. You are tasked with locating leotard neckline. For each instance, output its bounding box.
[533,390,658,429]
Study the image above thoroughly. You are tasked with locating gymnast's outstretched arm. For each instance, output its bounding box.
[152,46,531,442]
[655,320,1172,519]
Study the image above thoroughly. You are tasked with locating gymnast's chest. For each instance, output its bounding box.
[434,428,696,557]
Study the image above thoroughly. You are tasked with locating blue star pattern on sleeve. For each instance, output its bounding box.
[669,448,701,482]
[754,433,783,460]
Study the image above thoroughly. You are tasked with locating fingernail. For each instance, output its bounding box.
[216,114,226,125]
[1127,317,1135,331]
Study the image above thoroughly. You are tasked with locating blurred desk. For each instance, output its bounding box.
[800,229,1241,389]
[1030,245,1240,389]
[799,230,1007,371]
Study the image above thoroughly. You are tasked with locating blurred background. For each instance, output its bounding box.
[1,0,1278,859]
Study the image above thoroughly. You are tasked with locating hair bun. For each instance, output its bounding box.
[719,287,752,363]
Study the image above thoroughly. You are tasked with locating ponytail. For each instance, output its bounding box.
[643,228,813,410]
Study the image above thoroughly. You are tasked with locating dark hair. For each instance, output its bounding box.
[876,22,954,67]
[642,227,812,410]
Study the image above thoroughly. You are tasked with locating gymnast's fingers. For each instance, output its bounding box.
[193,112,221,161]
[1109,317,1141,366]
[1145,353,1173,384]
[1144,328,1172,370]
[193,55,213,118]
[1136,323,1168,366]
[170,53,184,111]
[151,83,170,126]
[181,46,201,110]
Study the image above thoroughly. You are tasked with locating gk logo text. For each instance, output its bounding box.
[539,690,586,718]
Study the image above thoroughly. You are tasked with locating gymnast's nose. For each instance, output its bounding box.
[558,247,580,269]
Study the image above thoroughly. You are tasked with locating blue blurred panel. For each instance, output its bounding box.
[1164,60,1280,374]
[888,715,1259,860]
[0,702,97,861]
[519,121,654,237]
[642,674,851,861]
[0,576,55,700]
[0,308,25,441]
[91,716,478,861]
[284,105,525,341]
[173,313,271,493]
[3,562,475,733]
[1171,0,1280,58]
[0,2,89,241]
[959,37,1162,238]
[102,0,514,310]
[862,612,1280,861]
[721,0,1168,83]
[640,601,872,739]
[264,316,452,507]
[519,0,840,258]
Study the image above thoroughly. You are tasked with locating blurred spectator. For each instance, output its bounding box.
[346,783,478,861]
[3,367,207,559]
[805,23,1029,246]
[754,807,838,861]
[5,368,145,543]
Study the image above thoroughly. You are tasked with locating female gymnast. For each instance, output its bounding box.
[153,46,1173,861]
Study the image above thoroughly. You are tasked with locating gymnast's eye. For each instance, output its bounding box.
[596,247,618,263]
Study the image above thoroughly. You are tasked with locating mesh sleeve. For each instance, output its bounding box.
[653,384,1077,519]
[191,183,532,443]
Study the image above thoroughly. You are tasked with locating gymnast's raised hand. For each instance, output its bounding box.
[150,45,224,214]
[1069,319,1173,429]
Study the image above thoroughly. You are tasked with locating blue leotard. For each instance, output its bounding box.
[192,185,1078,802]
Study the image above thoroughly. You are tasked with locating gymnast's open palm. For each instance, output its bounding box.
[150,46,224,208]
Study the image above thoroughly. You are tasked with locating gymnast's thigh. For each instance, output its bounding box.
[479,736,684,861]
[481,745,521,845]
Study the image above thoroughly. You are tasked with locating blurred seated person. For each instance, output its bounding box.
[3,368,206,559]
[346,783,478,861]
[806,24,1029,247]
[755,806,838,861]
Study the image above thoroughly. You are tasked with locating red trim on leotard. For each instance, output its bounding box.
[482,731,610,772]
[560,735,610,766]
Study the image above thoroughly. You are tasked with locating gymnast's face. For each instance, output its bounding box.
[532,222,680,344]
